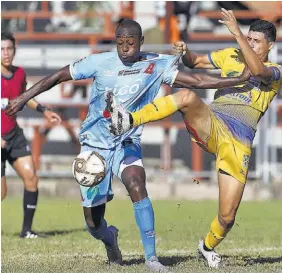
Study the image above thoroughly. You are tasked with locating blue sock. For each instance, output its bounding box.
[134,197,156,260]
[86,218,114,246]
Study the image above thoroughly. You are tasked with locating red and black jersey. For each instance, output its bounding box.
[1,66,26,136]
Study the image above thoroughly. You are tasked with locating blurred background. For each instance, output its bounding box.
[2,1,282,200]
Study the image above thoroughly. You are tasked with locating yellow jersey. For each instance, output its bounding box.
[208,47,282,145]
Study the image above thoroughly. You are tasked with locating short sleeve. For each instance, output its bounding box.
[270,65,282,81]
[208,48,234,69]
[69,53,105,80]
[162,55,180,86]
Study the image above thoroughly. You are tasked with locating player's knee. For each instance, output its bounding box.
[175,89,197,110]
[128,175,146,194]
[218,210,236,229]
[23,173,38,191]
[122,167,145,189]
[123,170,146,195]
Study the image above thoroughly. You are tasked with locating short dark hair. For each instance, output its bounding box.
[115,19,142,37]
[1,31,16,47]
[249,20,276,42]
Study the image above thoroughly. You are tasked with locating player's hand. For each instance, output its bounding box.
[240,66,251,81]
[43,110,62,125]
[218,8,241,37]
[173,41,188,56]
[5,97,25,116]
[1,138,6,149]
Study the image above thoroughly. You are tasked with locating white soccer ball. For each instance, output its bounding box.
[72,151,106,187]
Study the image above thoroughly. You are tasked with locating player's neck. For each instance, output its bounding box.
[260,53,269,63]
[1,64,13,77]
[119,54,145,65]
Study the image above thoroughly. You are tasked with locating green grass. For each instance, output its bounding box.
[2,198,282,273]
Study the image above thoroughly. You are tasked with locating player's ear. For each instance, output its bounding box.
[268,41,274,51]
[140,36,144,46]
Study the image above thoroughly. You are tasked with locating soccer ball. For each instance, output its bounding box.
[72,151,106,187]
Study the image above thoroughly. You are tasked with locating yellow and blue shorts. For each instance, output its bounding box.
[188,111,252,184]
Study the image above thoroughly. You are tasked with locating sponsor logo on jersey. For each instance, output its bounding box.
[222,89,252,104]
[226,93,252,104]
[105,79,142,98]
[118,69,141,76]
[226,71,241,77]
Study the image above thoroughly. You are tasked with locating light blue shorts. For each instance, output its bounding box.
[79,139,143,207]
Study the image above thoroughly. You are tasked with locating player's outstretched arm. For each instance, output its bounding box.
[26,99,62,125]
[174,66,250,89]
[5,65,71,116]
[219,8,274,83]
[107,67,250,135]
[173,41,215,69]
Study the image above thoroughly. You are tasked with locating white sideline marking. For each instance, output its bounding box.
[10,246,282,259]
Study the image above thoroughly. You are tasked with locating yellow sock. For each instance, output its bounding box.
[131,95,178,127]
[204,216,231,250]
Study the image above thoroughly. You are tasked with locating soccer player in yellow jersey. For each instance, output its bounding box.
[107,10,282,268]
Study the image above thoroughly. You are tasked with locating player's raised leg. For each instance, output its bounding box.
[198,172,245,268]
[174,89,212,143]
[83,204,123,265]
[13,155,39,238]
[107,88,212,142]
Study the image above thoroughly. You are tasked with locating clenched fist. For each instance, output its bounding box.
[172,41,188,56]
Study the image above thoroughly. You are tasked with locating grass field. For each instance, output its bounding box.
[2,197,282,273]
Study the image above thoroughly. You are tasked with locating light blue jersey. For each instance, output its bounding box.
[70,51,179,207]
[70,51,179,149]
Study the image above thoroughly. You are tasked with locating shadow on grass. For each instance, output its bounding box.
[10,228,86,237]
[242,256,282,265]
[123,255,282,267]
[219,255,282,266]
[123,255,195,266]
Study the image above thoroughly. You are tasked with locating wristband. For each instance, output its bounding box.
[36,104,48,113]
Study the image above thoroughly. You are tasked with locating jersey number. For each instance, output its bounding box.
[144,63,155,74]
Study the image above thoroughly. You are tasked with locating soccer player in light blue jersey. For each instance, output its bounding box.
[6,19,250,272]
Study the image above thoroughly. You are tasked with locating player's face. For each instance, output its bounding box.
[1,39,15,67]
[116,28,144,63]
[247,31,274,60]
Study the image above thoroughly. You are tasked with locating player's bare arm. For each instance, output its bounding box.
[5,65,71,116]
[174,65,250,89]
[173,41,214,69]
[219,8,274,83]
[26,99,62,125]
